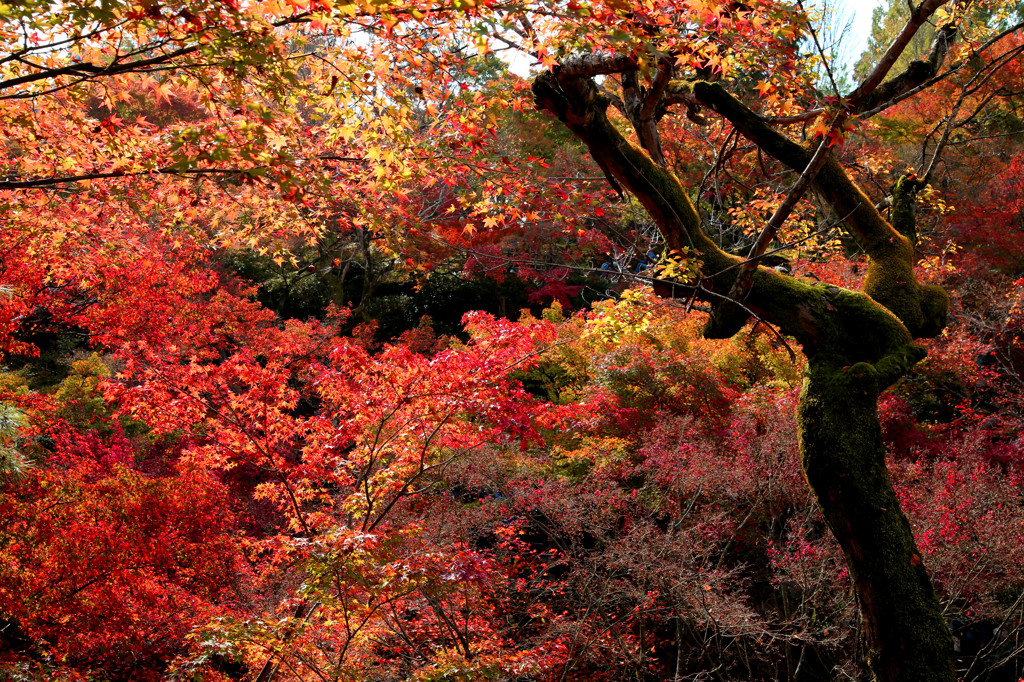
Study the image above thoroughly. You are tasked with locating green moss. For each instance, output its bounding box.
[799,360,956,682]
[919,285,950,338]
[890,175,926,245]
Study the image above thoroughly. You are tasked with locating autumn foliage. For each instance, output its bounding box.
[1,0,1024,680]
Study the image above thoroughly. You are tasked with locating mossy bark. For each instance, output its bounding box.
[799,357,955,682]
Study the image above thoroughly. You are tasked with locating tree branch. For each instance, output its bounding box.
[689,81,897,257]
[851,0,962,112]
[846,0,958,110]
[706,123,838,338]
[532,69,928,356]
[555,52,638,79]
[0,13,312,93]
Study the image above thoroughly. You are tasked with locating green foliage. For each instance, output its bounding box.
[369,270,533,339]
[224,248,539,340]
[5,329,90,391]
[513,359,575,403]
[53,354,113,432]
[0,405,28,477]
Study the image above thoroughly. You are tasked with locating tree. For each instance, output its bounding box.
[523,1,1023,680]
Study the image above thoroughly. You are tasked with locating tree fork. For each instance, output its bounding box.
[689,81,950,340]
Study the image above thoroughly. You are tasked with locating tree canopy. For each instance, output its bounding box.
[2,1,1024,680]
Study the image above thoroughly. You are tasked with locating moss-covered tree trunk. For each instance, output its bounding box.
[799,358,955,681]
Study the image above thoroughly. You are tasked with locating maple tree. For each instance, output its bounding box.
[523,1,1024,679]
[1,0,1024,681]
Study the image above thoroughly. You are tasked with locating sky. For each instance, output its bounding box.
[826,0,885,72]
[847,0,884,46]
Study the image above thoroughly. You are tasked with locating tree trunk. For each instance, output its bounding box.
[798,358,956,682]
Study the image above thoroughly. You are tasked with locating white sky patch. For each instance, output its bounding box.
[846,0,885,49]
